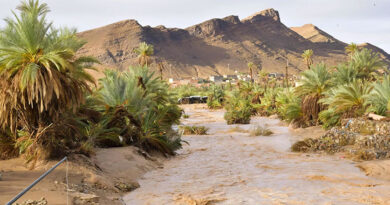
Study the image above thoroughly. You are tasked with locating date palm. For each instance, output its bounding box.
[295,63,331,125]
[301,49,314,69]
[247,62,256,81]
[345,43,359,59]
[365,75,390,116]
[0,0,97,159]
[321,80,372,118]
[351,48,385,80]
[134,42,154,67]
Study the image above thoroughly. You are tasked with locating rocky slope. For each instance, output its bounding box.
[77,9,389,79]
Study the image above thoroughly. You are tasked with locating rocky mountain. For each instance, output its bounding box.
[77,9,390,79]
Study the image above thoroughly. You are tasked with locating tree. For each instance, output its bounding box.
[295,63,331,125]
[345,43,359,59]
[301,49,314,69]
[0,0,97,159]
[365,75,390,116]
[350,48,385,80]
[157,61,165,80]
[247,62,256,82]
[133,42,154,67]
[321,80,372,118]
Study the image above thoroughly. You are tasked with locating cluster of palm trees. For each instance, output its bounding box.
[0,0,182,162]
[277,46,389,128]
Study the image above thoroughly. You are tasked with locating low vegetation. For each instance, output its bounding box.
[249,125,273,136]
[180,125,209,135]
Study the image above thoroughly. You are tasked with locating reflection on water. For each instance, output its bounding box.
[124,106,390,205]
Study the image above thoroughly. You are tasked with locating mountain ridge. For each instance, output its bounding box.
[77,9,389,79]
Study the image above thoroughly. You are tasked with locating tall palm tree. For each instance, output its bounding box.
[351,48,385,80]
[133,42,154,67]
[157,62,165,80]
[295,63,331,125]
[301,49,314,69]
[247,62,256,82]
[0,0,97,159]
[345,43,359,59]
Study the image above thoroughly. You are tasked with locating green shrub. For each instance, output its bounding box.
[249,125,273,136]
[224,91,252,124]
[180,125,209,135]
[207,84,225,109]
[183,114,190,119]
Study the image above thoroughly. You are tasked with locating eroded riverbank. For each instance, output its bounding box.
[124,105,390,205]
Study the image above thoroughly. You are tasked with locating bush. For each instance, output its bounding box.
[180,125,209,135]
[224,91,252,124]
[207,84,225,109]
[89,66,184,155]
[249,125,273,136]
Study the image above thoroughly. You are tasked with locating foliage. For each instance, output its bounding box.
[321,80,372,118]
[207,84,225,109]
[345,43,359,58]
[301,49,314,69]
[295,63,331,125]
[224,90,252,124]
[249,125,273,136]
[180,125,209,135]
[93,66,183,155]
[133,42,154,66]
[350,48,385,80]
[365,75,390,116]
[0,0,97,161]
[275,88,303,123]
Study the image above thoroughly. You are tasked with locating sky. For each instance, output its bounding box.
[0,0,389,52]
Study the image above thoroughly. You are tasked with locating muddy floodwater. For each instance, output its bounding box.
[124,106,390,205]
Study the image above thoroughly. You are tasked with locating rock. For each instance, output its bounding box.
[15,197,47,205]
[115,181,140,192]
[72,193,99,205]
[368,113,386,121]
[292,118,390,160]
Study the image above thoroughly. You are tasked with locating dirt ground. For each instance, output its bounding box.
[0,147,162,204]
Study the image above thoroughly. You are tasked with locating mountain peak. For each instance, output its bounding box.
[242,8,280,23]
[291,24,340,44]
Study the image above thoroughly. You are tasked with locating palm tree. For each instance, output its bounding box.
[365,75,390,116]
[301,49,314,69]
[295,63,331,125]
[321,80,372,118]
[0,0,97,159]
[96,66,183,155]
[332,63,358,86]
[351,48,385,80]
[247,62,256,82]
[133,42,154,67]
[157,62,165,80]
[345,43,359,59]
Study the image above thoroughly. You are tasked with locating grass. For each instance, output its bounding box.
[183,114,190,119]
[249,125,273,136]
[180,125,209,135]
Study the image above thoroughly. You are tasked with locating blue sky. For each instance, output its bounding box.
[1,0,389,52]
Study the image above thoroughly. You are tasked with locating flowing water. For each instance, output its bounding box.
[124,106,390,205]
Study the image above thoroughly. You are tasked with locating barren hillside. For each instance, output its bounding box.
[77,9,389,79]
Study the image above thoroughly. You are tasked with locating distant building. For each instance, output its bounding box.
[209,75,223,82]
[268,73,285,79]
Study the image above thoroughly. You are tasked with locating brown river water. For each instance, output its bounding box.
[124,106,390,205]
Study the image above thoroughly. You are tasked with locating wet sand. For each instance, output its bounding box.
[124,105,390,205]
